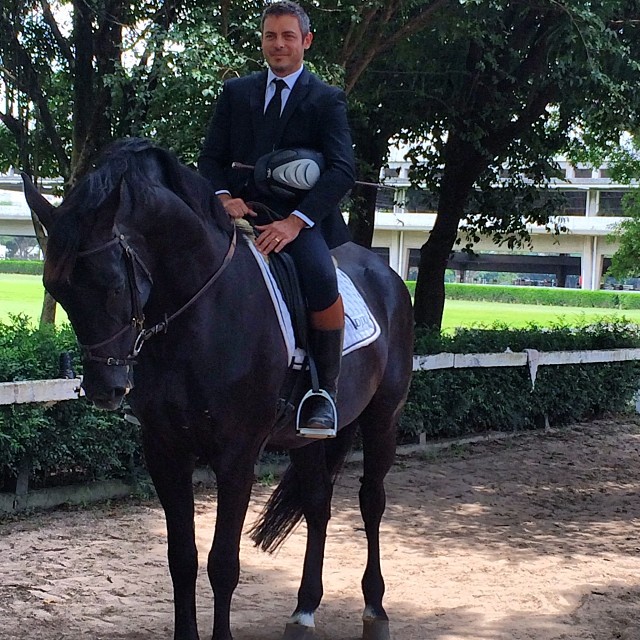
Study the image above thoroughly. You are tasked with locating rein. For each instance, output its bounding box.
[78,223,237,366]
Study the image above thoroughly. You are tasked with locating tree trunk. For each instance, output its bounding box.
[348,183,378,248]
[70,0,94,185]
[348,116,393,248]
[29,195,57,326]
[413,138,486,329]
[39,293,57,327]
[413,194,467,330]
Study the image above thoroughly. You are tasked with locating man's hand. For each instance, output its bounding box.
[255,214,306,255]
[218,194,256,219]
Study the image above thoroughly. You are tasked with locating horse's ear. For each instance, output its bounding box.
[117,176,132,216]
[90,178,124,235]
[22,172,55,231]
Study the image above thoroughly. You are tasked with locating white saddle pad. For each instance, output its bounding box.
[246,240,381,365]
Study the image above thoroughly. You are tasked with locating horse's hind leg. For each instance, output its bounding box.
[283,441,334,639]
[358,402,403,640]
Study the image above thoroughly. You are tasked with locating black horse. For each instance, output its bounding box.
[23,138,414,640]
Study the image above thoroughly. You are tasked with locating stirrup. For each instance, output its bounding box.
[296,388,337,439]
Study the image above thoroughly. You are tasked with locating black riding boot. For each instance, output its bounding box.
[298,327,344,439]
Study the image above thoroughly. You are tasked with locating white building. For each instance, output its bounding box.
[0,166,634,290]
[372,158,630,290]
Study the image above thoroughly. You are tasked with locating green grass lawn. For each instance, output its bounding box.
[441,298,640,330]
[2,273,640,330]
[0,274,67,324]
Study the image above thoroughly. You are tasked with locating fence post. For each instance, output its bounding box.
[13,456,31,512]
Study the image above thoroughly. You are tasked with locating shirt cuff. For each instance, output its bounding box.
[215,190,231,196]
[292,210,314,227]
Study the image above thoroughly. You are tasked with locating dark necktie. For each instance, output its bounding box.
[262,79,287,152]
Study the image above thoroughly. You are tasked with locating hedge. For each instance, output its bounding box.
[404,282,640,310]
[0,260,43,276]
[0,315,140,492]
[1,315,640,492]
[400,320,640,440]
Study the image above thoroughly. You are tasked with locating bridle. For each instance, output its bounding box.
[77,223,237,367]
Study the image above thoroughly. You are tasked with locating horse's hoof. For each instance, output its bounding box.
[283,622,317,639]
[362,618,390,640]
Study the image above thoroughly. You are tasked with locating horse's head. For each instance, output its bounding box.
[23,171,153,410]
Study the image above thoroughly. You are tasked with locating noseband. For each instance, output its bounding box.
[77,223,237,367]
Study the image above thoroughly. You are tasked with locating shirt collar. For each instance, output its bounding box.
[267,65,304,90]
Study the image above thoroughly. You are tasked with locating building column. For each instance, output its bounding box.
[388,230,402,277]
[591,239,604,290]
[581,237,604,290]
[586,189,599,217]
[396,230,407,279]
[580,237,594,290]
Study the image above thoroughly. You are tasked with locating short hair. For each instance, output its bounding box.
[261,1,311,37]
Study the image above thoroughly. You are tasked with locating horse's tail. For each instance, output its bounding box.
[249,423,357,553]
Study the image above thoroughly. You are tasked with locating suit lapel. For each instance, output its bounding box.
[274,68,312,146]
[251,71,269,156]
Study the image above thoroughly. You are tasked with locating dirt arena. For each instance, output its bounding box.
[3,418,640,640]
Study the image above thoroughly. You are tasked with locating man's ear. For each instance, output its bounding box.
[303,31,313,50]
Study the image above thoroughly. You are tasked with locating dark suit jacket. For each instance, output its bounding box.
[198,68,355,248]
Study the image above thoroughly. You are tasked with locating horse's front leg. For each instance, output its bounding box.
[144,438,199,640]
[208,457,256,640]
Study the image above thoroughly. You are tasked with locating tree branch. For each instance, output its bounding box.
[0,111,24,139]
[40,0,75,70]
[344,0,452,94]
[0,15,70,176]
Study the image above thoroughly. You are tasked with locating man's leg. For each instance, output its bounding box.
[302,294,344,435]
[285,229,343,438]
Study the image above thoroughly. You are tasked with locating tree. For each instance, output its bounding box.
[0,0,258,322]
[402,1,640,328]
[608,190,640,280]
[5,1,640,333]
[309,0,453,247]
[0,1,267,182]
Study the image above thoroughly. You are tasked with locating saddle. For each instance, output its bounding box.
[265,250,315,433]
[238,209,381,436]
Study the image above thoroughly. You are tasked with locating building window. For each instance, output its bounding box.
[405,188,438,213]
[408,248,421,281]
[375,189,395,211]
[559,190,587,215]
[599,191,625,216]
[574,168,593,178]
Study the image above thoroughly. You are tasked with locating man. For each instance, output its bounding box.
[198,0,356,438]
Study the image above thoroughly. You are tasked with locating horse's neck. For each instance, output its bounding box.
[144,219,232,313]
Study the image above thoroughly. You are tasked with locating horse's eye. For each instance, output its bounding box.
[105,285,125,316]
[109,286,124,298]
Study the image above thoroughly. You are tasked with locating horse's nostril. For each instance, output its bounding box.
[85,387,126,411]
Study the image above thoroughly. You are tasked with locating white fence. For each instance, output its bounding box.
[2,348,640,513]
[3,348,640,407]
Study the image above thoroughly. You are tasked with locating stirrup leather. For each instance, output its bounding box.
[296,388,337,439]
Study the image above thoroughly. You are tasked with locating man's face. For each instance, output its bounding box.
[262,14,313,77]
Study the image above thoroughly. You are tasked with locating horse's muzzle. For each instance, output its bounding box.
[84,385,127,411]
[81,363,132,410]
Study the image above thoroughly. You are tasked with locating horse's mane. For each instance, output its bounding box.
[45,138,231,284]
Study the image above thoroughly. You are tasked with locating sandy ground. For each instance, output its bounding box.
[3,418,640,640]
